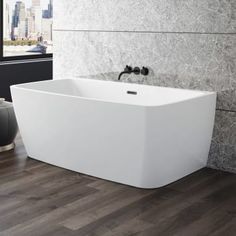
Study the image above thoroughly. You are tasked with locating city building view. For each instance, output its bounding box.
[3,0,53,57]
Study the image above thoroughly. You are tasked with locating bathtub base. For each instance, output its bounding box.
[28,155,205,189]
[29,155,206,189]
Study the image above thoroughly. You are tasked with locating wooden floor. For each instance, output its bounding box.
[0,136,236,236]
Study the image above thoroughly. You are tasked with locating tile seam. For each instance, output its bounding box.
[53,29,236,35]
[216,109,236,113]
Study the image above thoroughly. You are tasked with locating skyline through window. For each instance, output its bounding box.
[3,0,53,58]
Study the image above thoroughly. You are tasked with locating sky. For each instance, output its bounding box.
[6,0,50,10]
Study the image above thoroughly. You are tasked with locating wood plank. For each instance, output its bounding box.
[0,134,236,236]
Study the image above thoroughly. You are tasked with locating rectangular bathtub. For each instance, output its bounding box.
[11,79,216,188]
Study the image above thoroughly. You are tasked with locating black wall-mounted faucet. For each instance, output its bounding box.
[118,65,149,81]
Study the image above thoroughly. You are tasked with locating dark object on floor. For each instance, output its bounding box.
[0,98,18,152]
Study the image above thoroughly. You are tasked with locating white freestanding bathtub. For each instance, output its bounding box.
[11,79,216,188]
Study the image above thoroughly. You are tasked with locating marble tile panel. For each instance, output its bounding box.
[208,110,236,172]
[54,0,236,33]
[53,31,236,111]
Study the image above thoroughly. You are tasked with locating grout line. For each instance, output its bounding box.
[216,108,236,113]
[53,29,236,35]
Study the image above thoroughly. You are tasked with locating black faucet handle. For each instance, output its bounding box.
[133,67,141,75]
[141,67,149,76]
[124,65,133,73]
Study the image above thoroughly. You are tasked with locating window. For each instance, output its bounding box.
[0,0,52,61]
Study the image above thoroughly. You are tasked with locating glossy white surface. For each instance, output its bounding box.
[11,79,216,188]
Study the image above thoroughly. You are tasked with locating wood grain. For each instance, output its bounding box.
[0,134,236,236]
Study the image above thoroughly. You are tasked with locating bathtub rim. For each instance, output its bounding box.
[10,78,217,108]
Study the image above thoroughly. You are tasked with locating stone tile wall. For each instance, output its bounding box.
[54,0,236,172]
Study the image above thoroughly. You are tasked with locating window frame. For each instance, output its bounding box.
[0,0,52,62]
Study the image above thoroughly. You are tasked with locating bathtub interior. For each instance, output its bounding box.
[14,78,215,106]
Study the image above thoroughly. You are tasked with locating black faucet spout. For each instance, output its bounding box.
[118,65,133,81]
[118,66,141,81]
[118,71,130,81]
